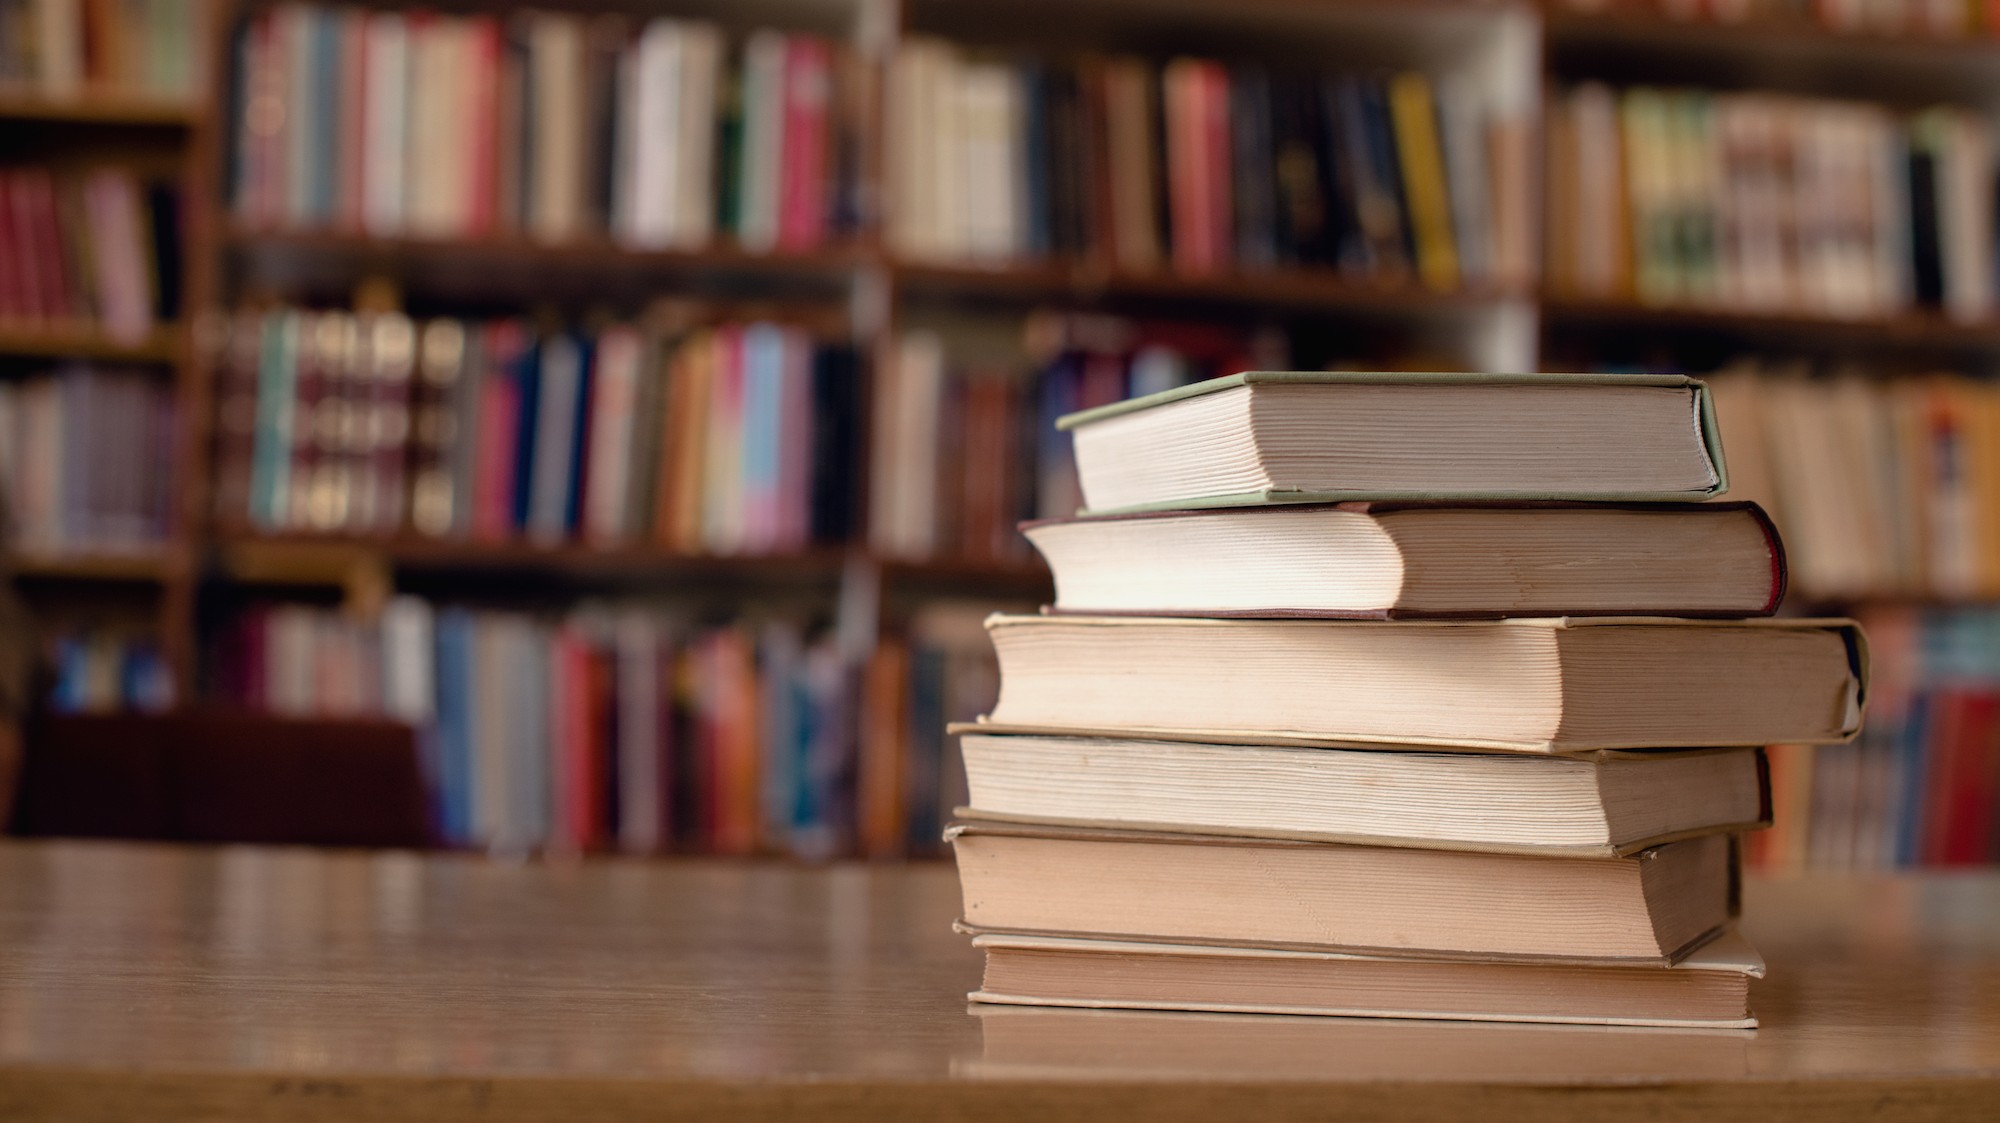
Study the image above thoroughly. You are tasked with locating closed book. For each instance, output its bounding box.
[409,318,468,536]
[1386,71,1457,291]
[1060,371,1728,513]
[980,614,1866,752]
[777,36,831,251]
[1023,501,1785,618]
[970,930,1763,1029]
[948,820,1738,964]
[957,732,1769,856]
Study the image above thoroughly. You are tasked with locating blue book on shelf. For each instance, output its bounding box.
[739,323,786,545]
[249,311,300,527]
[561,334,595,535]
[508,335,543,533]
[433,608,475,847]
[309,8,339,223]
[526,333,583,542]
[51,636,89,714]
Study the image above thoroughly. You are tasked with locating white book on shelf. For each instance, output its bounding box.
[1942,111,1993,323]
[888,39,944,258]
[528,13,586,244]
[619,19,683,248]
[1436,76,1493,287]
[675,22,722,249]
[736,29,787,251]
[361,12,409,236]
[381,595,436,725]
[403,17,460,236]
[33,0,83,97]
[957,59,1020,261]
[868,331,943,558]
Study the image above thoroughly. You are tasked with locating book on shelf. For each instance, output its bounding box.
[958,732,1770,857]
[1023,501,1786,618]
[0,163,182,343]
[868,316,1263,561]
[212,302,862,554]
[47,627,173,714]
[1751,605,2000,872]
[0,0,208,103]
[980,614,1864,752]
[211,596,998,858]
[887,39,1531,288]
[969,929,1764,1029]
[949,820,1738,964]
[1547,82,2000,322]
[0,364,175,554]
[1060,372,1728,514]
[229,4,864,251]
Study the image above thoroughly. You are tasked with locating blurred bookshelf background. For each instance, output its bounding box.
[4,0,2000,869]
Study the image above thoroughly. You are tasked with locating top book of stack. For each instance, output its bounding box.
[1061,372,1726,514]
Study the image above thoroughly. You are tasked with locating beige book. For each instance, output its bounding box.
[957,732,1769,856]
[982,614,1865,753]
[1023,501,1784,618]
[949,820,1736,963]
[1061,372,1726,514]
[970,928,1763,1028]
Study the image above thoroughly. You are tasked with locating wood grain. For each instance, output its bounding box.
[0,840,1994,1121]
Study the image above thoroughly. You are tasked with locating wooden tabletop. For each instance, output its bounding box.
[0,841,1995,1121]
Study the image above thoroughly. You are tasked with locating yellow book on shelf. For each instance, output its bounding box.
[1387,72,1458,292]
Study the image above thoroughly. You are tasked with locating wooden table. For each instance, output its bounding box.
[0,841,1994,1121]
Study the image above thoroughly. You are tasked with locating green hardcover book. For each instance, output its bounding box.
[1056,371,1728,515]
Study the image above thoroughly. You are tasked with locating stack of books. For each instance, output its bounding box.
[947,371,1868,1028]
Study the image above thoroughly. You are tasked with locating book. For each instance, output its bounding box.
[947,820,1737,963]
[969,929,1764,1028]
[1023,501,1785,618]
[979,614,1865,752]
[956,732,1769,856]
[1060,372,1728,514]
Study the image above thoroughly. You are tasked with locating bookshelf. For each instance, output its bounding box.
[3,0,1997,863]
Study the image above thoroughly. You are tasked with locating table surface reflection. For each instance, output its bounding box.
[0,840,1994,1121]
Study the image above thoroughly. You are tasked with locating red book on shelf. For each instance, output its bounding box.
[464,17,502,236]
[337,7,369,232]
[778,36,832,252]
[1922,689,1972,864]
[1164,60,1203,276]
[1199,60,1233,273]
[0,172,22,322]
[24,171,74,324]
[471,321,527,542]
[7,172,48,323]
[551,625,595,854]
[1944,693,1999,865]
[583,638,616,850]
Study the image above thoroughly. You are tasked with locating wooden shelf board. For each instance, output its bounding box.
[11,551,178,582]
[1544,6,2000,61]
[1541,295,2000,349]
[891,259,1527,316]
[0,96,202,126]
[0,325,183,364]
[225,225,868,277]
[216,532,1050,590]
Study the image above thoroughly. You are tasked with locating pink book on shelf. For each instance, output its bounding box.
[82,170,154,345]
[464,16,502,236]
[777,36,831,252]
[549,625,593,855]
[1199,61,1233,272]
[336,8,369,232]
[7,172,48,323]
[471,322,526,541]
[777,329,814,550]
[25,171,75,324]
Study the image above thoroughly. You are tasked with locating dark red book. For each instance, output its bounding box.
[778,36,831,251]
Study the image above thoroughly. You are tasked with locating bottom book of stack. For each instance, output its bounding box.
[947,734,1771,1029]
[966,932,1763,1030]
